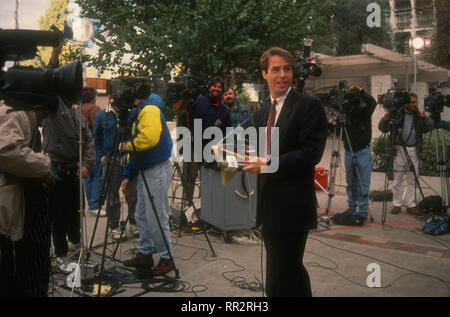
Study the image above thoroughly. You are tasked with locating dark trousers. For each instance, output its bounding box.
[181,161,200,205]
[262,229,312,297]
[0,182,51,297]
[103,157,122,229]
[49,179,80,257]
[125,177,137,225]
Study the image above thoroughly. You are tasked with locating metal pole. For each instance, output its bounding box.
[14,0,19,29]
[79,48,86,259]
[413,53,417,93]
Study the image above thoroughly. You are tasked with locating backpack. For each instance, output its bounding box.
[422,216,449,236]
[418,196,444,216]
[332,211,366,226]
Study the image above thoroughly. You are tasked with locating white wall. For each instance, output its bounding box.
[371,75,392,139]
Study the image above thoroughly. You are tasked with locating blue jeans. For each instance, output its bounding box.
[135,160,173,259]
[84,160,104,210]
[345,146,372,213]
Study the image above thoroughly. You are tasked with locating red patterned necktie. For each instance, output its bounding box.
[266,99,277,155]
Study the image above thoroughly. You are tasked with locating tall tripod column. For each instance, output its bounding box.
[325,125,344,218]
[435,128,450,212]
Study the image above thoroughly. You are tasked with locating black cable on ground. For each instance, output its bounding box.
[307,236,450,291]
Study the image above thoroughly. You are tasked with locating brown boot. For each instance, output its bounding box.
[123,252,154,268]
[391,206,401,214]
[153,258,175,276]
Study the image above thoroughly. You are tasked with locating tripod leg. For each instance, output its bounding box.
[175,162,217,257]
[324,126,343,222]
[435,128,450,213]
[400,145,424,204]
[381,173,389,225]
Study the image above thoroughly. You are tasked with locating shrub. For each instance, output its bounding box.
[372,130,450,177]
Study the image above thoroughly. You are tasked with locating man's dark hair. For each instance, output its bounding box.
[82,87,97,103]
[409,92,418,100]
[224,87,235,95]
[208,76,224,90]
[135,84,151,100]
[260,47,295,73]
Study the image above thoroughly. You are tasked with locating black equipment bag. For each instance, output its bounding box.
[418,196,444,216]
[331,211,366,226]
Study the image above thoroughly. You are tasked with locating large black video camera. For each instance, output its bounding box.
[326,80,362,114]
[377,89,410,115]
[106,77,156,127]
[166,74,207,109]
[107,77,154,108]
[0,29,82,110]
[424,92,450,113]
[293,39,321,92]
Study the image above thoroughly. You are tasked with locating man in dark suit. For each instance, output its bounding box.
[243,47,328,297]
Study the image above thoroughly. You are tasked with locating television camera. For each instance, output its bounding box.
[293,39,322,92]
[106,77,159,127]
[166,74,207,110]
[377,89,410,119]
[0,29,82,111]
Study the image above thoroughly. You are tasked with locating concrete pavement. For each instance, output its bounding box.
[51,134,450,298]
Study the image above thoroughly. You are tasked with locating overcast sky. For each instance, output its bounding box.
[0,0,51,29]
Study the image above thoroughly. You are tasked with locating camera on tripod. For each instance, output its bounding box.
[0,29,82,110]
[166,74,207,109]
[107,77,153,109]
[293,38,322,92]
[377,89,410,117]
[424,92,450,113]
[326,80,362,114]
[106,77,154,127]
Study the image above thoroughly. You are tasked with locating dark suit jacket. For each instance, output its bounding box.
[255,88,328,232]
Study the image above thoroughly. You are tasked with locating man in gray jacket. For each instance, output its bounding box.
[43,99,95,271]
[0,101,53,296]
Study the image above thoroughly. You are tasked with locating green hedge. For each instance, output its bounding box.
[372,130,450,177]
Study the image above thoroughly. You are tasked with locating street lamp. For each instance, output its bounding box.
[411,37,425,51]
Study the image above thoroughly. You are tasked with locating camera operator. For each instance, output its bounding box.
[342,86,377,219]
[0,102,54,296]
[194,76,231,142]
[120,90,175,276]
[42,46,96,272]
[378,93,434,215]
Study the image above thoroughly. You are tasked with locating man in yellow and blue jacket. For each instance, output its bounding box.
[120,95,175,276]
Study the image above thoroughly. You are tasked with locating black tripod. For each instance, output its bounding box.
[421,114,449,214]
[373,117,426,225]
[323,112,374,224]
[171,160,217,256]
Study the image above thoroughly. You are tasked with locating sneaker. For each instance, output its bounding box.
[406,206,420,216]
[128,224,139,237]
[123,252,154,268]
[90,208,106,217]
[111,228,124,240]
[391,206,401,214]
[153,258,174,276]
